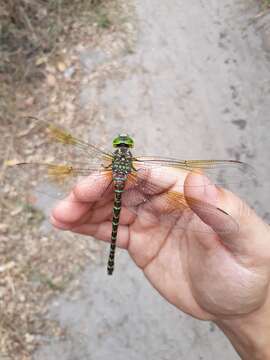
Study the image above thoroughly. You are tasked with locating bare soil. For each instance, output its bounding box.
[0,0,135,358]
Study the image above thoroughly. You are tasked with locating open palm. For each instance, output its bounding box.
[51,170,270,322]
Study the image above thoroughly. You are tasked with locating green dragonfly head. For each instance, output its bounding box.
[113,134,134,148]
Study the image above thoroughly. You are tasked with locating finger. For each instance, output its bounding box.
[55,166,178,226]
[52,198,136,231]
[51,217,74,230]
[129,165,181,195]
[73,173,113,202]
[184,172,237,234]
[51,191,92,224]
[184,172,270,258]
[71,221,130,249]
[52,173,113,224]
[88,202,136,225]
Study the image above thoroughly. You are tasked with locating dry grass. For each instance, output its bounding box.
[0,0,115,124]
[0,0,109,84]
[0,188,103,358]
[0,0,136,358]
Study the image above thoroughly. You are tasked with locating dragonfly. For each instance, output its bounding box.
[5,116,252,275]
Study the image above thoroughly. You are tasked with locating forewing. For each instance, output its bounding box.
[3,116,113,204]
[133,157,254,188]
[12,116,113,164]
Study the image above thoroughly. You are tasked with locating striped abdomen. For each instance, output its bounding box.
[107,181,125,275]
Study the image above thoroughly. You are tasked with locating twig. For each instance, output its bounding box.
[0,137,12,182]
[18,4,39,44]
[254,9,269,19]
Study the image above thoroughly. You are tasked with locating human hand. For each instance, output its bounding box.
[51,170,270,358]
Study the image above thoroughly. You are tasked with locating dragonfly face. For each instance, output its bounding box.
[5,117,254,275]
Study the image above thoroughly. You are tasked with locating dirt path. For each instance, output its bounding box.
[32,0,270,359]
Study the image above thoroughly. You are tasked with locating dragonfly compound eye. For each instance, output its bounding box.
[113,134,134,148]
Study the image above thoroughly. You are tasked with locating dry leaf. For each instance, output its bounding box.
[36,56,47,66]
[4,159,20,167]
[10,207,23,216]
[0,261,15,273]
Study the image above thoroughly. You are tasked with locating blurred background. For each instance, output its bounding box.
[1,0,270,359]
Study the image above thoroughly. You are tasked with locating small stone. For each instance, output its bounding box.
[0,224,8,233]
[57,61,67,72]
[47,74,56,87]
[64,66,76,79]
[24,97,34,107]
[231,119,247,130]
[25,333,35,343]
[19,293,26,302]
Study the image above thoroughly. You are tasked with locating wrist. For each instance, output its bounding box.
[215,297,270,359]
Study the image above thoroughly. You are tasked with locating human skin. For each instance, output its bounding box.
[51,171,270,359]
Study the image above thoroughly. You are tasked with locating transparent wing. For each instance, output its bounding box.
[133,156,254,188]
[12,116,113,164]
[120,168,238,234]
[4,163,113,200]
[4,116,113,202]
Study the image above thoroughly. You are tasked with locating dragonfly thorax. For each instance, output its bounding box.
[112,147,133,179]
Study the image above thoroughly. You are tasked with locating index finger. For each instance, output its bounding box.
[73,171,113,203]
[52,172,112,225]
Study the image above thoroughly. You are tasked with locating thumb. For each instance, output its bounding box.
[184,172,270,257]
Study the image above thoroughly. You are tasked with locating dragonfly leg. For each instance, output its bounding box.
[101,163,112,170]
